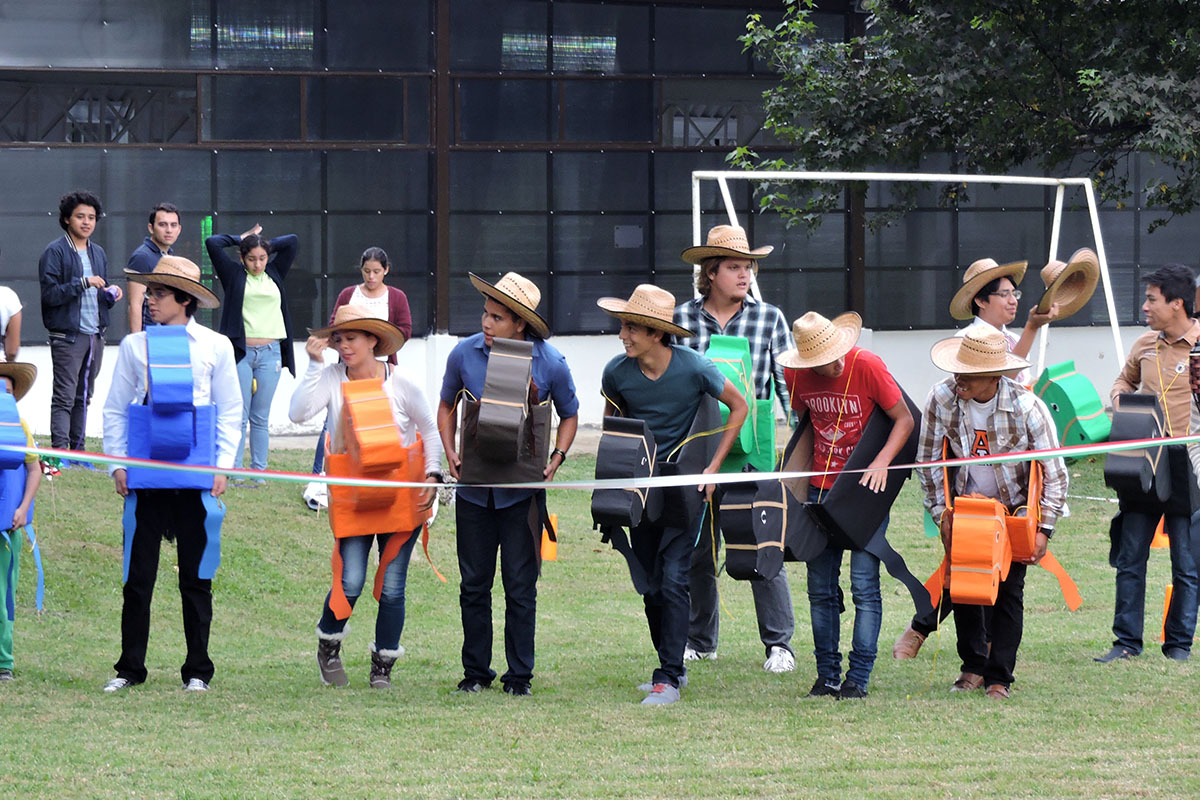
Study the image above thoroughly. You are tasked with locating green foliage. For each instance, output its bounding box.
[737,0,1200,233]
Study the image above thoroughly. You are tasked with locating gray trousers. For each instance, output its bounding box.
[50,333,103,450]
[688,505,795,655]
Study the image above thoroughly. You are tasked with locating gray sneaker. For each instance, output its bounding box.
[638,674,687,692]
[317,635,349,687]
[640,683,681,706]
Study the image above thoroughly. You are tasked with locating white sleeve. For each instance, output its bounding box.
[0,287,20,335]
[210,335,243,470]
[102,336,142,473]
[289,359,335,424]
[392,371,444,474]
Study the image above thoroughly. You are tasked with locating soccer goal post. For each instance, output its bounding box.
[690,169,1124,372]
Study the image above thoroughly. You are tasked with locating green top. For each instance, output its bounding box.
[242,271,286,339]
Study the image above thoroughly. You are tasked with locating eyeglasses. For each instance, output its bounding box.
[146,287,175,299]
[988,289,1022,300]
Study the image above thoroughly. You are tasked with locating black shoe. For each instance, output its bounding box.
[839,681,868,699]
[457,678,486,693]
[1094,646,1137,663]
[1164,646,1190,662]
[807,677,840,697]
[503,682,532,696]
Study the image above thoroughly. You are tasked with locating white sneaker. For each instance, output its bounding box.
[763,646,796,674]
[183,678,209,692]
[102,677,134,693]
[683,646,717,662]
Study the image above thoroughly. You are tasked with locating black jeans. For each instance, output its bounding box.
[456,493,538,688]
[49,332,103,450]
[951,563,1027,688]
[630,518,692,689]
[115,489,214,684]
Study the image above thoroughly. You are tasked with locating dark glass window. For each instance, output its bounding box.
[306,77,408,142]
[553,3,650,74]
[457,79,552,142]
[450,152,547,211]
[325,214,431,334]
[327,151,430,212]
[653,7,753,75]
[450,0,548,71]
[552,273,641,334]
[325,0,432,71]
[203,76,302,141]
[653,152,751,213]
[552,215,651,273]
[865,211,955,269]
[552,152,649,212]
[562,80,654,142]
[957,211,1045,265]
[215,150,321,212]
[866,268,955,329]
[103,150,213,215]
[447,214,547,333]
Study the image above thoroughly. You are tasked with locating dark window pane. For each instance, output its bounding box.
[215,151,320,212]
[552,273,640,334]
[562,80,654,142]
[0,0,201,69]
[0,148,103,214]
[654,7,752,75]
[325,214,431,335]
[653,214,703,285]
[553,3,650,73]
[958,211,1045,266]
[1057,210,1133,265]
[553,215,650,273]
[203,76,301,141]
[327,151,430,212]
[103,150,213,216]
[450,152,546,211]
[306,77,407,142]
[457,79,552,142]
[448,214,547,334]
[451,0,548,71]
[1138,219,1195,266]
[214,1,315,69]
[653,152,751,212]
[866,212,955,269]
[866,268,957,329]
[326,0,432,70]
[552,152,648,212]
[752,213,847,271]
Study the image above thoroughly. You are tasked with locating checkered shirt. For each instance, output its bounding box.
[674,294,793,418]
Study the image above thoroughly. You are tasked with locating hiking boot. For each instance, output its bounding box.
[763,646,796,674]
[317,630,350,687]
[640,683,680,706]
[369,642,400,689]
[892,623,927,659]
[807,677,841,697]
[950,672,984,692]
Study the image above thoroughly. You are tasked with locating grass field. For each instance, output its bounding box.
[4,443,1199,798]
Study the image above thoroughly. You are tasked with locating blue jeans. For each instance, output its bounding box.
[235,341,282,471]
[317,530,419,651]
[1112,511,1199,654]
[806,485,884,689]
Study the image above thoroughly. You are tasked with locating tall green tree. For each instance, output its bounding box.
[735,0,1200,232]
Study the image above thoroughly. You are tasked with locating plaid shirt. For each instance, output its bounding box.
[674,294,793,418]
[917,376,1068,531]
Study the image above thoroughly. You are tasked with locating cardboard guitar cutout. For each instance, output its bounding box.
[590,416,661,529]
[1033,360,1111,447]
[1103,393,1170,503]
[704,335,777,473]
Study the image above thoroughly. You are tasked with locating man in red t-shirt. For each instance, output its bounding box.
[781,311,914,699]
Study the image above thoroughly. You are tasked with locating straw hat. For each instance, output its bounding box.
[948,257,1028,320]
[124,256,220,309]
[0,362,36,401]
[1036,247,1100,318]
[469,272,550,339]
[681,224,774,265]
[596,284,693,338]
[309,304,406,356]
[930,329,1029,376]
[777,311,862,369]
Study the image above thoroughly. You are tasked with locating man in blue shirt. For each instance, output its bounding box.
[38,190,122,451]
[438,272,579,696]
[598,284,748,705]
[126,202,182,333]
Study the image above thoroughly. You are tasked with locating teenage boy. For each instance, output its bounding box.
[1098,263,1200,663]
[919,329,1067,698]
[780,311,913,699]
[101,257,240,693]
[438,272,579,697]
[598,284,748,706]
[676,224,798,673]
[38,190,123,451]
[126,202,182,333]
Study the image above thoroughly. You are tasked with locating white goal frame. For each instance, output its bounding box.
[690,169,1124,372]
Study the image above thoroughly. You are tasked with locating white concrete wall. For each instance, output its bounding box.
[18,325,1142,439]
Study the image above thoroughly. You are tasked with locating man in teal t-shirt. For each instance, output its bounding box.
[597,284,747,706]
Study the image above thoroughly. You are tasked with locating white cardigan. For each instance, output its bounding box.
[289,359,443,475]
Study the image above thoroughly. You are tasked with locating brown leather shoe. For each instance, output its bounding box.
[892,623,927,660]
[985,683,1011,700]
[949,671,984,692]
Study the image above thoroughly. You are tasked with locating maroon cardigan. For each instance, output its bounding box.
[331,284,412,365]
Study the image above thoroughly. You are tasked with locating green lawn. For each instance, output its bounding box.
[4,446,1198,798]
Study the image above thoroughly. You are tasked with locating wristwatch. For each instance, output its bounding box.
[551,448,568,464]
[1038,525,1054,540]
[426,471,444,483]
